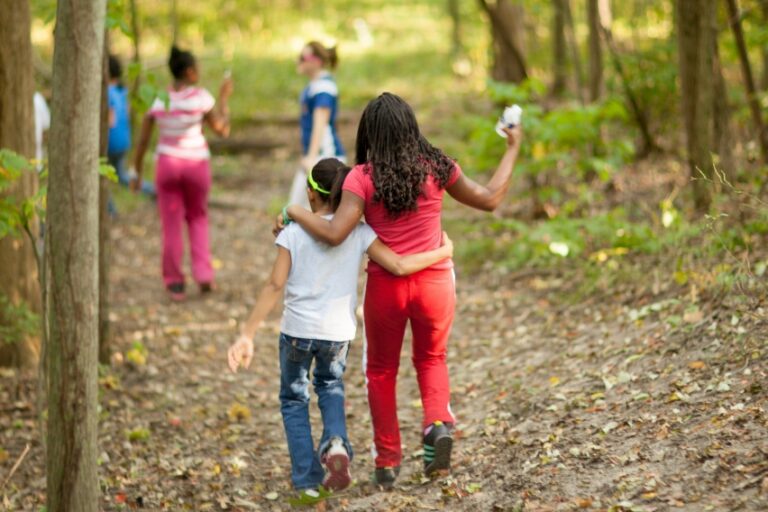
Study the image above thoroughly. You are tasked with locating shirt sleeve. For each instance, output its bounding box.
[446,162,463,187]
[313,92,335,110]
[342,165,368,201]
[198,88,216,113]
[275,226,292,251]
[357,223,378,253]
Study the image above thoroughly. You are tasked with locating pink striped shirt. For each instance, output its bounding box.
[149,86,215,161]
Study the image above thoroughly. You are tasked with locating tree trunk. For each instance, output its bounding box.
[99,32,111,365]
[46,0,106,510]
[0,0,40,371]
[587,0,606,102]
[563,0,585,103]
[761,0,768,90]
[448,0,463,57]
[551,0,568,96]
[478,0,528,83]
[712,32,734,173]
[676,0,716,212]
[725,0,768,165]
[129,0,141,136]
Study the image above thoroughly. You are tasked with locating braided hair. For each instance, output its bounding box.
[355,93,456,217]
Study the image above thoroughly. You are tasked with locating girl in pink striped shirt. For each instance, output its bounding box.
[133,46,233,301]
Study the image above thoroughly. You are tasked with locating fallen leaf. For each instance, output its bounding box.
[688,361,706,370]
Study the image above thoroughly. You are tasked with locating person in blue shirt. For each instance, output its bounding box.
[289,42,345,207]
[108,55,155,199]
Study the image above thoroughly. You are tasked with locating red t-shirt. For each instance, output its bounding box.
[343,162,462,274]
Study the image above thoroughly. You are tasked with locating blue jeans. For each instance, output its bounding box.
[279,333,352,490]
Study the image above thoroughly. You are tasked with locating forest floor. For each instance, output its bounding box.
[1,119,767,512]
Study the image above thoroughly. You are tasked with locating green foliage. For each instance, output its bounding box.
[462,79,634,211]
[0,149,46,240]
[0,294,39,345]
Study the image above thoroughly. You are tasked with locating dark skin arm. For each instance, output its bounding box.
[131,114,155,192]
[446,125,522,211]
[281,192,365,246]
[278,126,523,240]
[204,77,233,137]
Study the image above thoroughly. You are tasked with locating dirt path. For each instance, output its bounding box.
[1,145,766,511]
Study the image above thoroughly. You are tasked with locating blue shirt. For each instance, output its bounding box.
[108,84,131,154]
[300,73,345,158]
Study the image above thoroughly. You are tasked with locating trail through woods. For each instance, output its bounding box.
[1,122,767,511]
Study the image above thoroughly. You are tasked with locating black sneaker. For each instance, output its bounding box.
[423,421,453,476]
[370,466,400,491]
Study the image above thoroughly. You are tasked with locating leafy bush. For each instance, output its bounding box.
[461,79,634,211]
[0,294,39,345]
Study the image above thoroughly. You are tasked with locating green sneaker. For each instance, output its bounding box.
[423,421,453,476]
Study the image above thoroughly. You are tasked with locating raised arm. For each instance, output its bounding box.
[446,125,523,212]
[284,190,365,246]
[131,113,155,192]
[204,77,233,137]
[367,231,454,277]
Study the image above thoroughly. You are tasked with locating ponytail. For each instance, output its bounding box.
[306,41,339,69]
[329,163,351,211]
[169,45,196,79]
[308,158,351,211]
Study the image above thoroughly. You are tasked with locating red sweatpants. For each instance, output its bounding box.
[363,268,456,468]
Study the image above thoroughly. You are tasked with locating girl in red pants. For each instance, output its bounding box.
[283,93,522,488]
[133,45,233,301]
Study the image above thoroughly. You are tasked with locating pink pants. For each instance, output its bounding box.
[364,268,456,468]
[156,154,214,286]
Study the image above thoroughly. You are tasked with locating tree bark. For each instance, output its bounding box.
[46,0,106,510]
[587,0,604,102]
[712,31,734,173]
[478,0,528,83]
[676,0,716,212]
[761,0,768,90]
[0,0,40,371]
[128,0,142,136]
[551,0,568,96]
[725,0,768,164]
[99,32,111,365]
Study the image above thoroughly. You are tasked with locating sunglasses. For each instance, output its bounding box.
[298,53,322,64]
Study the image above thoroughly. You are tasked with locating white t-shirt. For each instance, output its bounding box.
[33,92,50,169]
[276,216,377,342]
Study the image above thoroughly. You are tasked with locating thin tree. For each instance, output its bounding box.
[478,0,528,83]
[129,0,142,134]
[761,0,768,90]
[0,0,40,371]
[551,0,568,96]
[676,0,716,211]
[600,4,659,156]
[46,0,106,509]
[99,32,111,364]
[563,0,586,103]
[725,0,768,164]
[448,0,463,57]
[587,0,604,101]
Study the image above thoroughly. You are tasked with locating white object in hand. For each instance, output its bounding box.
[495,104,523,137]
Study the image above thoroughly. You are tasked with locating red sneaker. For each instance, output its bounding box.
[167,283,186,302]
[321,437,351,492]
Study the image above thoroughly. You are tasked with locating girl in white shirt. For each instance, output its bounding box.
[228,158,452,499]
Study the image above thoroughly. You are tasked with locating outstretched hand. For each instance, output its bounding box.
[502,125,523,150]
[273,213,286,237]
[227,335,254,373]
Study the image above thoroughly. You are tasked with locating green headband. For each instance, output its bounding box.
[307,168,331,195]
